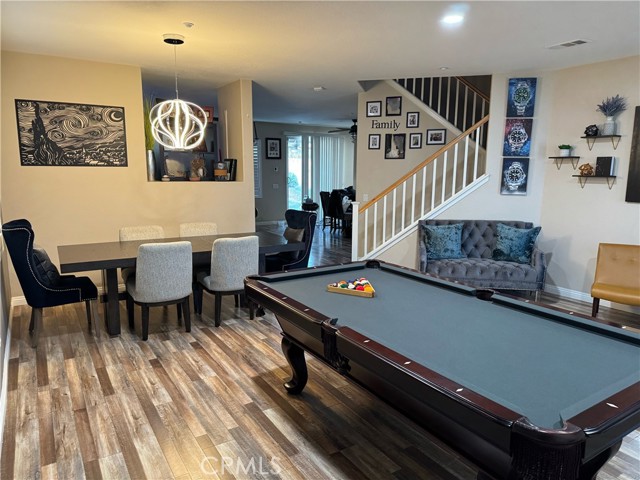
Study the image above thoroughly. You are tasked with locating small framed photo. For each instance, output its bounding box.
[265,138,281,159]
[367,101,382,117]
[426,129,446,145]
[409,133,422,149]
[386,96,402,116]
[407,112,419,128]
[368,134,381,150]
[385,133,406,159]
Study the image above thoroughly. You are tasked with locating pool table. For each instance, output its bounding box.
[245,260,640,480]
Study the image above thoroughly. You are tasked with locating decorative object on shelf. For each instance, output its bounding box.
[507,78,537,117]
[578,163,594,176]
[214,160,228,181]
[149,34,206,151]
[584,124,599,137]
[500,158,529,195]
[503,119,532,156]
[190,157,206,179]
[144,96,156,181]
[596,94,627,135]
[558,144,573,157]
[595,156,615,176]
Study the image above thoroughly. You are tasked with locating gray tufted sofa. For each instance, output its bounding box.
[418,219,546,294]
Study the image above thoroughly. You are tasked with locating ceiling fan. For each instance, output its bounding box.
[329,119,357,139]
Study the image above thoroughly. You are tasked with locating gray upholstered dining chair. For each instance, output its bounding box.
[119,225,165,283]
[193,236,259,327]
[179,222,218,237]
[125,241,192,341]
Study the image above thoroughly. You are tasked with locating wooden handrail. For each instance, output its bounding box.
[359,114,490,212]
[455,76,490,102]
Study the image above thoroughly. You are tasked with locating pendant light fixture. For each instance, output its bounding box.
[150,34,206,151]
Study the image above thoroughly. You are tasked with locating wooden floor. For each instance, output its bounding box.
[1,226,639,479]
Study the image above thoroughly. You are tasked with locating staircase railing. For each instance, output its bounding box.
[352,115,489,260]
[395,76,490,148]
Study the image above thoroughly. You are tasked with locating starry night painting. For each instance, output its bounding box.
[15,99,127,166]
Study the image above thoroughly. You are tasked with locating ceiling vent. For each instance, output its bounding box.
[547,39,591,50]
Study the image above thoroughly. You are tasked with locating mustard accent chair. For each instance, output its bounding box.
[591,243,640,316]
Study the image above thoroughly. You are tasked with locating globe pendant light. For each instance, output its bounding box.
[150,34,206,151]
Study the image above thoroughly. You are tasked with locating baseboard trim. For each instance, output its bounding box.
[0,304,14,454]
[544,284,640,315]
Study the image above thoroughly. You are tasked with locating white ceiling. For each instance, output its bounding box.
[2,1,639,128]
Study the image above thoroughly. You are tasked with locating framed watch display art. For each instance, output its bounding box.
[507,78,537,117]
[500,158,529,195]
[503,119,532,156]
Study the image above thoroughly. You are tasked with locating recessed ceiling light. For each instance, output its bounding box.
[439,66,450,71]
[441,14,464,25]
[313,86,326,92]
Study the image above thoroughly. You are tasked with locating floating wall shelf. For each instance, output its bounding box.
[572,175,616,189]
[549,156,580,170]
[580,135,621,151]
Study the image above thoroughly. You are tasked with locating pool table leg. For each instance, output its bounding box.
[281,336,308,394]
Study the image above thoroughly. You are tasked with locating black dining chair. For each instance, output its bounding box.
[2,219,98,347]
[264,209,317,273]
[319,191,332,231]
[328,189,347,233]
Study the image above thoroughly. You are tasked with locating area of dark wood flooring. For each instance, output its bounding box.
[2,225,638,479]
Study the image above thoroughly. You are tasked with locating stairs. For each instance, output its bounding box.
[352,76,492,261]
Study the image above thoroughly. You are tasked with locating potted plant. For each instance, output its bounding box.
[143,96,156,181]
[558,144,573,157]
[596,95,627,135]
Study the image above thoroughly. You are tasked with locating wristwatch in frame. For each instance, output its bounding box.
[504,161,527,191]
[512,80,532,116]
[507,122,528,154]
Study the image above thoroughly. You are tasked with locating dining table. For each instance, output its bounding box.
[58,231,304,336]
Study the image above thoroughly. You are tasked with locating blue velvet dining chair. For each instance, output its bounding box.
[2,219,98,347]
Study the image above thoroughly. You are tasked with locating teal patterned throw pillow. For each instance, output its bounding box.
[492,223,541,264]
[423,223,465,260]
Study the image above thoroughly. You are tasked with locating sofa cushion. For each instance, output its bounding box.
[426,258,542,290]
[422,223,465,260]
[492,223,541,264]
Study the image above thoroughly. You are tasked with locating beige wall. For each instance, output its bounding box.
[361,56,640,313]
[1,52,255,296]
[539,56,640,304]
[356,80,457,201]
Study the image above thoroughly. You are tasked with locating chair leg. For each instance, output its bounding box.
[183,297,191,333]
[249,300,255,320]
[126,294,134,330]
[214,293,223,327]
[141,305,150,341]
[592,298,600,317]
[177,303,183,325]
[85,300,92,326]
[195,284,204,315]
[234,294,239,307]
[30,307,43,348]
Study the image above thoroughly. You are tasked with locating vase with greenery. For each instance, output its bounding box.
[558,144,573,157]
[143,97,157,181]
[596,95,627,135]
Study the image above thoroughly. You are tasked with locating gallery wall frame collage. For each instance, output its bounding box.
[501,78,537,195]
[366,96,447,160]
